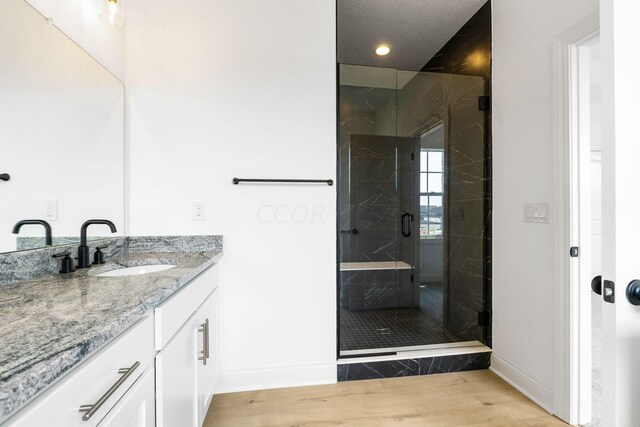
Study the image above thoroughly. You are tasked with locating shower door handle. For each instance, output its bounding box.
[340,228,359,235]
[401,213,413,237]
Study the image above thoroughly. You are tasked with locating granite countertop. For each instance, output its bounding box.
[0,236,222,424]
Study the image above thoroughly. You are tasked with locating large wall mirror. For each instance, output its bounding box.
[0,0,125,253]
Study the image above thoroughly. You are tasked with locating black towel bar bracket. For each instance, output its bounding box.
[232,178,333,186]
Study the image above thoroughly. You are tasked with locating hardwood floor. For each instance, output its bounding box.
[205,370,568,426]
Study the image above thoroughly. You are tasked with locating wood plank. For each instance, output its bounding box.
[205,370,568,426]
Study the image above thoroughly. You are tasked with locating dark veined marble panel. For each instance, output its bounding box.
[337,352,491,381]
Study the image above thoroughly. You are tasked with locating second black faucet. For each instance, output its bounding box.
[77,219,117,269]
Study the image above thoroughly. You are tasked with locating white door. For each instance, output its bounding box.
[600,1,640,425]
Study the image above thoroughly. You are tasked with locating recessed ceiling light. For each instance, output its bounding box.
[375,45,391,56]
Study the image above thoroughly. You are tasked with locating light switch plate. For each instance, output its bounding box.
[43,200,58,221]
[524,202,550,224]
[192,201,206,221]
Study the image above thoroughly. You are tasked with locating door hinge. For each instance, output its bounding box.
[411,152,415,161]
[478,96,491,111]
[478,311,491,326]
[410,274,414,283]
[570,246,579,258]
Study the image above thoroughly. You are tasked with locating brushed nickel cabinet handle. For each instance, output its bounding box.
[79,361,140,421]
[198,319,210,365]
[204,318,210,361]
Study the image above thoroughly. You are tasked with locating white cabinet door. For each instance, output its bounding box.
[196,289,219,425]
[155,311,201,427]
[155,275,220,427]
[98,368,154,427]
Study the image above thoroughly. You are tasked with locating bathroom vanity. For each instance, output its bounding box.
[0,4,223,424]
[0,236,223,426]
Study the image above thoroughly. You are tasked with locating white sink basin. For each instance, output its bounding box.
[94,264,176,277]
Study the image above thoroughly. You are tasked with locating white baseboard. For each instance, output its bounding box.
[490,353,554,413]
[214,363,337,394]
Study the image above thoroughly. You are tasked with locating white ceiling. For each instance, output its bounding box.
[338,0,487,71]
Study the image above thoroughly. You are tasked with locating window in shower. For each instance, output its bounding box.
[419,145,444,238]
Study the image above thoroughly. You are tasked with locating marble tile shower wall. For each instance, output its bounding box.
[338,84,416,310]
[338,84,398,266]
[419,1,492,344]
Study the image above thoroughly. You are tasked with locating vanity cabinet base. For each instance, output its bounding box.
[4,263,221,427]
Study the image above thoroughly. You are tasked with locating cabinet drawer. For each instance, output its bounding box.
[98,367,154,427]
[154,264,219,350]
[6,315,154,427]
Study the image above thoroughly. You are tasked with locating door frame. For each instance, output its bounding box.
[552,10,599,425]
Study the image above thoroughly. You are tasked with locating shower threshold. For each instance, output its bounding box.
[339,340,487,359]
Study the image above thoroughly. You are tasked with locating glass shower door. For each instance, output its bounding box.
[441,73,489,343]
[338,64,403,354]
[338,65,490,356]
[398,69,489,345]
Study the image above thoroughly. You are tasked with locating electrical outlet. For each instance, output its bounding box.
[192,201,206,221]
[43,200,58,221]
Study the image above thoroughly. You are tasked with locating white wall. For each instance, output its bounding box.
[25,0,126,81]
[126,0,337,391]
[491,0,598,411]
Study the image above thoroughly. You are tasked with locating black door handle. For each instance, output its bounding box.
[401,213,413,237]
[0,173,9,182]
[591,275,602,295]
[626,280,640,305]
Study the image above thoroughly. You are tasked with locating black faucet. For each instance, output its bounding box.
[77,219,117,269]
[12,219,52,246]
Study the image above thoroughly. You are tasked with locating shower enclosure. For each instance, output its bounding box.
[338,64,491,356]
